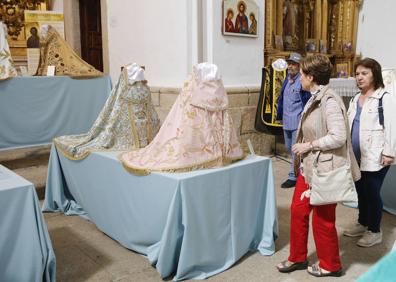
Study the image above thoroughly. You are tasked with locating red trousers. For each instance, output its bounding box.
[288,173,342,272]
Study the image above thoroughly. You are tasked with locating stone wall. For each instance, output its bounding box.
[150,86,276,156]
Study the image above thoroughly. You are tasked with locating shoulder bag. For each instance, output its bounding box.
[310,95,358,205]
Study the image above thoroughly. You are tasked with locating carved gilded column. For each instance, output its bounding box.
[314,0,322,38]
[264,0,274,52]
[303,0,312,39]
[321,0,328,40]
[334,1,344,53]
[276,0,284,36]
[343,0,353,43]
[272,0,277,36]
[351,0,362,51]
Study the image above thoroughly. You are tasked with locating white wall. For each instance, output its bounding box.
[54,0,396,87]
[104,0,263,87]
[105,0,196,87]
[356,0,396,70]
[208,0,264,87]
[50,0,263,87]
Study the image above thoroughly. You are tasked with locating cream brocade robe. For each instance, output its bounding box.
[120,75,244,175]
[54,68,160,160]
[36,25,102,77]
[0,22,17,80]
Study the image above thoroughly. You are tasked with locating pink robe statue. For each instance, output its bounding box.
[120,63,244,175]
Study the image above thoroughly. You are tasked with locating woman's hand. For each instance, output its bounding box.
[381,155,394,166]
[292,142,311,156]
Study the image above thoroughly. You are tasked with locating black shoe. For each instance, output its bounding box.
[277,260,308,273]
[281,179,296,188]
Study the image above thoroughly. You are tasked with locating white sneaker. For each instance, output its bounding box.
[357,230,382,247]
[343,223,367,237]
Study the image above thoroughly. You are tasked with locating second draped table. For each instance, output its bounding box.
[0,75,111,149]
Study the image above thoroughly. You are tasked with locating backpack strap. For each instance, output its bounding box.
[378,91,389,127]
[349,91,359,107]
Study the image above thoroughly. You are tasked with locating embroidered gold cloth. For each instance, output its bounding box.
[36,25,102,77]
[54,64,160,160]
[254,66,285,135]
[0,22,17,80]
[120,63,244,175]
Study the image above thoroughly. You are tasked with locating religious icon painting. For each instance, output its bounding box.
[222,0,259,38]
[305,38,317,53]
[342,41,353,54]
[319,39,327,54]
[25,22,40,49]
[274,35,284,51]
[336,62,349,78]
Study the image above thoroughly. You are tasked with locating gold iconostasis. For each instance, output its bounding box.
[0,0,50,66]
[264,0,362,77]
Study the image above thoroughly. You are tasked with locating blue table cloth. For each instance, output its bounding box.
[0,76,111,149]
[381,164,396,215]
[43,145,278,280]
[357,244,396,282]
[343,165,396,212]
[0,165,56,282]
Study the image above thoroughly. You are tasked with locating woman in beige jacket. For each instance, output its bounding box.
[277,54,360,277]
[343,58,396,247]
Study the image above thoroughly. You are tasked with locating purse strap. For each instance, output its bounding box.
[378,91,389,128]
[313,93,352,168]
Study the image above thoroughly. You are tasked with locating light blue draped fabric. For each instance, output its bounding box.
[0,165,56,282]
[43,145,278,280]
[357,246,396,282]
[0,76,111,149]
[381,164,396,215]
[343,164,396,212]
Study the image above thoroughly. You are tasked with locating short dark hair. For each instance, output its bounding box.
[300,54,332,85]
[354,58,384,90]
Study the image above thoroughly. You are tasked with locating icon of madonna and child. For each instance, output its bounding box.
[223,0,258,37]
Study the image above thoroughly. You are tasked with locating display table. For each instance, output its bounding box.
[357,246,396,282]
[0,165,56,282]
[381,164,396,215]
[329,78,359,97]
[0,76,111,149]
[43,145,278,280]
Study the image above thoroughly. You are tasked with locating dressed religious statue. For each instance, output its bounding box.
[0,22,17,80]
[35,25,102,77]
[282,0,300,50]
[120,62,244,175]
[54,63,160,160]
[382,68,396,98]
[283,0,298,37]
